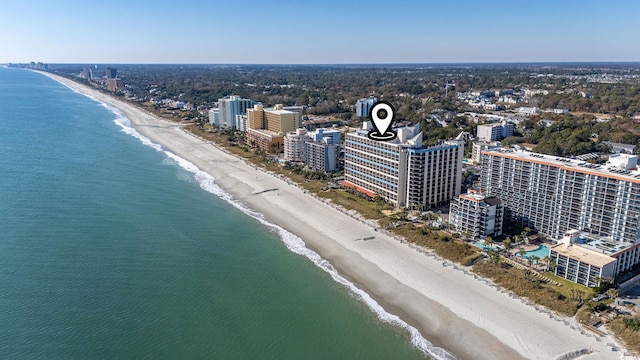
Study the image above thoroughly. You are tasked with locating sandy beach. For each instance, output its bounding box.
[42,72,624,360]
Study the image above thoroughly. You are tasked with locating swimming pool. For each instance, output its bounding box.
[473,241,495,251]
[519,245,550,263]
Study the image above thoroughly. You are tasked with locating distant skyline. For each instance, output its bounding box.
[1,0,640,64]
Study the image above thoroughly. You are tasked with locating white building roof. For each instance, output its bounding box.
[483,148,640,184]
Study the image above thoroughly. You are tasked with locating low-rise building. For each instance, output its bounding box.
[449,192,503,239]
[550,230,640,286]
[602,141,637,155]
[516,107,540,115]
[476,121,513,142]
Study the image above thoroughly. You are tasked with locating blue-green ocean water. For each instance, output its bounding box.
[0,67,443,359]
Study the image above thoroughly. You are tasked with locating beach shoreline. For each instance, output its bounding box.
[39,70,624,360]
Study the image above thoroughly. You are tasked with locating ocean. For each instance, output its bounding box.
[0,67,433,359]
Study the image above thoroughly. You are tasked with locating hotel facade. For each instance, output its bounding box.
[344,122,463,209]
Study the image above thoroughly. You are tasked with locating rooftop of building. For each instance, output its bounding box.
[477,122,512,128]
[482,148,640,184]
[551,242,617,268]
[602,141,637,150]
[569,232,638,257]
[458,192,501,205]
[264,108,296,115]
[248,128,283,137]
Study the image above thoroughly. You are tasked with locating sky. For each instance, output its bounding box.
[1,0,639,64]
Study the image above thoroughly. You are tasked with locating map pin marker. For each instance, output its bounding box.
[367,101,397,141]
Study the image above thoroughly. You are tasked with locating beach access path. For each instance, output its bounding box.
[42,72,624,360]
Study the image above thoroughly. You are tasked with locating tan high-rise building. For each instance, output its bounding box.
[247,104,265,130]
[264,104,300,133]
[247,104,300,133]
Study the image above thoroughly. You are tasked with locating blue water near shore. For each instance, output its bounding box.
[0,67,445,359]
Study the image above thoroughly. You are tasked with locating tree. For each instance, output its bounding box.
[518,248,527,260]
[503,237,512,250]
[488,250,500,264]
[485,236,494,250]
[530,255,540,267]
[541,256,550,271]
[527,256,534,267]
[606,288,619,301]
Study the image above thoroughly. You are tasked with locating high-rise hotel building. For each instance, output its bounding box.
[480,149,640,244]
[344,122,463,209]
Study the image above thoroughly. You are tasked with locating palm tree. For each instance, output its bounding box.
[485,236,494,250]
[503,236,512,250]
[541,256,550,271]
[548,258,557,273]
[606,288,619,301]
[518,248,527,261]
[521,230,529,244]
[527,256,534,267]
[530,255,540,267]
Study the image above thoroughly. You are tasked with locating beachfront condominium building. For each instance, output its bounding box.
[449,192,504,239]
[106,78,123,92]
[344,122,464,209]
[355,96,378,117]
[476,121,514,142]
[208,108,220,127]
[247,104,301,134]
[105,67,117,79]
[305,141,338,173]
[218,95,256,129]
[284,129,312,162]
[235,114,248,132]
[480,149,640,245]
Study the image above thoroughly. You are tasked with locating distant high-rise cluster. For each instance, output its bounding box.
[78,66,123,92]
